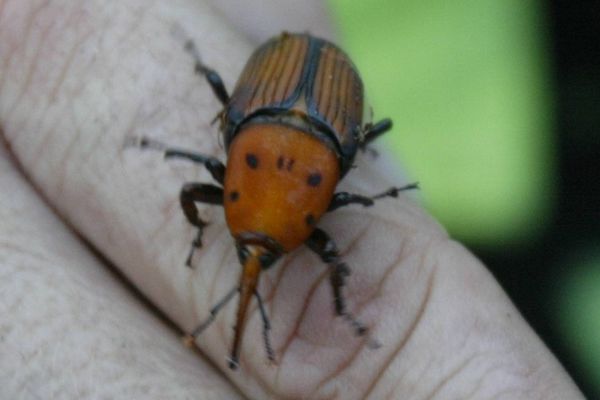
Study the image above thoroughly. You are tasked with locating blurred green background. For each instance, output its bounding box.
[328,0,600,396]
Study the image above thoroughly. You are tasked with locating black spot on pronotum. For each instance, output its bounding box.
[305,214,315,226]
[277,156,284,170]
[246,153,259,169]
[307,172,322,187]
[229,191,239,202]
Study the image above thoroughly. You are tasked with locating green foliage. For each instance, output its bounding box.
[329,0,554,245]
[558,252,600,392]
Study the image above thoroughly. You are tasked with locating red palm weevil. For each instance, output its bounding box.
[134,32,417,370]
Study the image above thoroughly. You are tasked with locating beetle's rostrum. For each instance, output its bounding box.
[133,32,417,370]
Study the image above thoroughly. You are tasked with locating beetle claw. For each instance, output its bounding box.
[185,227,206,267]
[227,356,240,370]
[367,337,382,350]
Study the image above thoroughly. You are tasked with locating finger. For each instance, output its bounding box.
[0,1,581,399]
[0,144,241,399]
[0,0,248,395]
[0,0,430,394]
[348,238,583,399]
[0,0,240,324]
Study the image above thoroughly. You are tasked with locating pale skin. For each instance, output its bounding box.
[0,0,583,399]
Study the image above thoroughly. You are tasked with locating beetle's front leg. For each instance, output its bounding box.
[180,183,224,267]
[254,289,275,363]
[164,149,225,184]
[305,228,367,336]
[328,183,419,212]
[126,137,226,184]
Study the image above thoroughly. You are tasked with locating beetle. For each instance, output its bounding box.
[134,32,416,369]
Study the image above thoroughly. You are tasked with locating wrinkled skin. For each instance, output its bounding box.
[0,1,583,399]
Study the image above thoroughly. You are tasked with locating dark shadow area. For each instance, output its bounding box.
[472,1,600,397]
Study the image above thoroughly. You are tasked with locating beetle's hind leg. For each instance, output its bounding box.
[180,183,224,267]
[359,118,393,151]
[184,40,230,106]
[184,285,239,345]
[306,228,377,344]
[328,182,419,212]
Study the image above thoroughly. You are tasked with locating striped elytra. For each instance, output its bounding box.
[222,32,364,176]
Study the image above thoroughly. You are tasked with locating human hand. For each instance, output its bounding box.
[0,0,583,398]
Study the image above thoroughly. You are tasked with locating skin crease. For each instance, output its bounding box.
[0,0,584,399]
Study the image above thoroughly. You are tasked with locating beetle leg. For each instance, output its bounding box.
[370,183,419,199]
[328,192,374,211]
[180,183,224,267]
[184,40,230,106]
[164,149,225,184]
[127,136,226,184]
[305,228,368,337]
[328,182,419,212]
[187,285,239,339]
[254,289,276,363]
[360,118,393,148]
